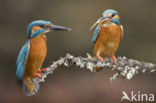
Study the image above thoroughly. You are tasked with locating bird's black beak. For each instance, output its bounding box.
[99,16,110,22]
[50,25,71,31]
[90,16,110,30]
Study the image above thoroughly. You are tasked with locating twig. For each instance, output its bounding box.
[31,53,156,86]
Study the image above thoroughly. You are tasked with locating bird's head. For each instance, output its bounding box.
[27,20,71,39]
[90,9,120,30]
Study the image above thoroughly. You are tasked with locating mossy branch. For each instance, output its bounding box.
[31,53,156,86]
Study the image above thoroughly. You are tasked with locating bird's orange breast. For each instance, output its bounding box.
[94,25,122,57]
[24,35,47,77]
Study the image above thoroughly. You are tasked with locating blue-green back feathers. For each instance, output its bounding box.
[92,24,100,48]
[16,40,30,80]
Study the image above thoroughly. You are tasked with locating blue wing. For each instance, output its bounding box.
[92,24,100,48]
[16,40,30,80]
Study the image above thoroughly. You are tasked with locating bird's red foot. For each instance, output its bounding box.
[112,55,117,63]
[97,56,103,62]
[38,68,47,73]
[32,73,42,79]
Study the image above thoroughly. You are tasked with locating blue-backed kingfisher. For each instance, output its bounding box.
[91,9,123,66]
[16,20,71,96]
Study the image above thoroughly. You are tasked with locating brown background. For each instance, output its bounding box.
[0,0,156,103]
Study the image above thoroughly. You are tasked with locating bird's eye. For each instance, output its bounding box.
[39,24,44,28]
[112,13,116,17]
[44,24,50,28]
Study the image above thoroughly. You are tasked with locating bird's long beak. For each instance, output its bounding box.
[90,16,110,31]
[50,25,71,31]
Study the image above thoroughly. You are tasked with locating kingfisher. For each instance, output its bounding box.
[91,9,123,67]
[16,20,71,96]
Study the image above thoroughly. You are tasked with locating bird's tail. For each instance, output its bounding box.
[23,77,40,96]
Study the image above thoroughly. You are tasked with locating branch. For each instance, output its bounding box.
[31,53,156,86]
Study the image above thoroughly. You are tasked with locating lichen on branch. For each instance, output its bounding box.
[31,53,156,86]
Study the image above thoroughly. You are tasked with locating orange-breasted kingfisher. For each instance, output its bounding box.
[16,20,71,96]
[91,9,123,64]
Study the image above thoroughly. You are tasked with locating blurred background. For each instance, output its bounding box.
[0,0,156,103]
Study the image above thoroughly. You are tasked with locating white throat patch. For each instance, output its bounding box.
[102,21,116,26]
